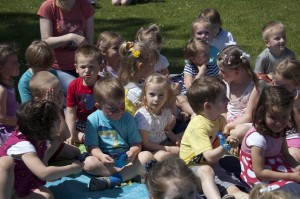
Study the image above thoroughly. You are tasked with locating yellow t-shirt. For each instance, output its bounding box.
[179,114,226,165]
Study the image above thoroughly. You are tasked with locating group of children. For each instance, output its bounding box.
[0,6,300,199]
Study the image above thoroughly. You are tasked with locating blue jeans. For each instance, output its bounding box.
[55,69,77,96]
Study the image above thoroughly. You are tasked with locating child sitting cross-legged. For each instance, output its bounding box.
[180,77,249,199]
[84,77,155,191]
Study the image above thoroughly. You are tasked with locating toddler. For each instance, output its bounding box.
[199,8,236,51]
[84,77,154,191]
[118,41,159,115]
[0,99,83,198]
[97,31,123,78]
[0,43,20,146]
[136,24,170,76]
[135,73,180,161]
[254,21,296,86]
[65,45,104,145]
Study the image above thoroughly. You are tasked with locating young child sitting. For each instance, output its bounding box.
[0,99,83,199]
[199,8,236,51]
[97,31,123,78]
[145,154,202,199]
[18,40,57,103]
[0,43,20,146]
[118,41,159,115]
[29,71,81,162]
[136,24,170,76]
[254,21,296,87]
[180,77,249,199]
[65,45,104,145]
[135,73,180,161]
[84,77,155,191]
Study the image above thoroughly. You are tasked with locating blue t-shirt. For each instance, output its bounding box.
[85,110,142,154]
[18,69,58,104]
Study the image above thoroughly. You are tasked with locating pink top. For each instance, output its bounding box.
[37,0,95,70]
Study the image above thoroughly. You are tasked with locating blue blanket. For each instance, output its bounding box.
[46,173,149,199]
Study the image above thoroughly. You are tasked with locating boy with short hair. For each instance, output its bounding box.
[18,40,57,104]
[29,71,80,162]
[180,77,249,199]
[65,45,104,145]
[254,21,296,85]
[84,77,154,191]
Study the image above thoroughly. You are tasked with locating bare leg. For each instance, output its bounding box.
[13,186,54,199]
[226,185,248,199]
[288,147,300,164]
[0,156,14,199]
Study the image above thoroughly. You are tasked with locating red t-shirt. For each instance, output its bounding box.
[67,77,96,121]
[37,0,95,71]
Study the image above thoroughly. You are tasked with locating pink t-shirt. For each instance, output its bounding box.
[37,0,95,71]
[67,77,96,121]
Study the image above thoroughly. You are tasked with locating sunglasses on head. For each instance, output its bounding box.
[104,103,125,114]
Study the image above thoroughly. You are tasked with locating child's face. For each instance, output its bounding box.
[191,46,210,66]
[76,55,102,85]
[265,29,286,55]
[145,82,168,115]
[163,179,197,199]
[0,54,20,78]
[105,38,122,68]
[139,60,155,79]
[273,73,297,93]
[210,90,229,116]
[102,99,125,121]
[218,64,237,83]
[265,106,291,133]
[193,23,212,42]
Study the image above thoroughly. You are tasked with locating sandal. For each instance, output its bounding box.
[89,177,111,191]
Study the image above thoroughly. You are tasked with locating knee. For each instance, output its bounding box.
[83,156,97,171]
[154,150,170,162]
[138,151,154,163]
[0,156,14,170]
[197,165,215,179]
[121,0,132,5]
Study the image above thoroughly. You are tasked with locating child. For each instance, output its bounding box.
[199,8,236,51]
[65,45,104,145]
[29,71,81,162]
[136,24,170,76]
[0,99,83,198]
[249,184,293,199]
[84,77,155,191]
[145,154,202,199]
[97,31,123,78]
[217,45,260,140]
[18,40,57,103]
[191,18,220,78]
[273,58,300,163]
[0,43,20,146]
[240,86,300,196]
[180,77,249,199]
[182,38,210,95]
[118,41,159,115]
[254,21,296,86]
[135,73,180,161]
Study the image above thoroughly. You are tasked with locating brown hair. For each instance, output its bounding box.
[93,77,125,104]
[187,76,226,114]
[136,24,163,45]
[145,154,201,199]
[25,40,54,70]
[198,8,222,26]
[184,38,210,62]
[191,18,213,38]
[253,86,296,137]
[274,58,300,87]
[262,21,285,41]
[75,44,104,66]
[118,41,159,86]
[217,45,259,87]
[17,99,60,141]
[0,43,18,68]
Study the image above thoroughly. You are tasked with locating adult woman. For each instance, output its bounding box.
[38,0,95,94]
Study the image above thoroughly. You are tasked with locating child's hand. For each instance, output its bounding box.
[226,136,239,149]
[71,160,84,174]
[290,172,300,182]
[99,154,114,166]
[66,136,75,145]
[224,123,234,135]
[69,33,89,47]
[165,146,179,154]
[197,63,207,76]
[126,151,136,163]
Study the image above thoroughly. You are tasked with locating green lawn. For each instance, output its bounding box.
[0,0,299,74]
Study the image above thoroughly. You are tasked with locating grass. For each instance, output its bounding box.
[0,0,299,74]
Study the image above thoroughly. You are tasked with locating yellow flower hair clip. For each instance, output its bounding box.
[126,41,140,58]
[132,49,140,58]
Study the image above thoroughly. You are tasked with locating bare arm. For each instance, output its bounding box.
[281,139,299,168]
[85,16,94,45]
[65,107,77,144]
[126,143,141,163]
[0,88,17,126]
[183,73,194,90]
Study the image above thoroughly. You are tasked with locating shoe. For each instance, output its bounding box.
[89,177,111,191]
[222,194,236,199]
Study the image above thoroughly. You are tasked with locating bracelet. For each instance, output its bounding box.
[216,131,231,151]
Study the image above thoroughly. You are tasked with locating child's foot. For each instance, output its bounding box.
[89,177,111,191]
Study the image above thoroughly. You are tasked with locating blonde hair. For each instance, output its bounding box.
[93,77,124,104]
[29,71,60,99]
[136,24,163,45]
[274,58,300,87]
[262,21,285,41]
[191,18,213,38]
[25,40,54,70]
[141,73,174,110]
[118,41,159,86]
[249,184,294,199]
[184,38,209,62]
[96,31,122,54]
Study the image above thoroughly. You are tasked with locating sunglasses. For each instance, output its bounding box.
[103,103,125,114]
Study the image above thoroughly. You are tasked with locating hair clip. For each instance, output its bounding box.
[126,41,140,58]
[259,186,273,193]
[240,50,250,60]
[219,54,228,63]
